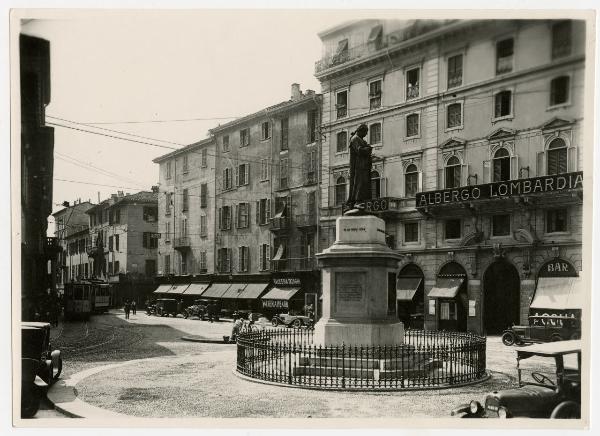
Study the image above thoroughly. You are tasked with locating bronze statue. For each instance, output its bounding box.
[346,123,372,212]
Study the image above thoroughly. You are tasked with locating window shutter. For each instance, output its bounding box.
[227,248,232,272]
[417,171,423,193]
[218,207,222,230]
[459,164,467,187]
[267,199,271,220]
[437,168,444,189]
[568,146,577,172]
[245,247,250,272]
[235,165,239,187]
[255,200,260,225]
[233,204,238,229]
[536,151,546,177]
[246,202,251,229]
[245,164,249,185]
[266,244,271,270]
[510,155,519,179]
[482,160,491,183]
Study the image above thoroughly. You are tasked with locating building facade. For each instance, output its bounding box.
[315,19,585,334]
[86,190,159,304]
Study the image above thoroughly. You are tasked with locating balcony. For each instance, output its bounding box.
[174,236,191,250]
[270,257,317,272]
[295,213,317,229]
[270,216,291,233]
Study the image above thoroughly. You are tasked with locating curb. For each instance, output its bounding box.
[180,336,235,344]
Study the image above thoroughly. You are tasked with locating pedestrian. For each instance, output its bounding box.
[131,300,136,315]
[124,300,130,319]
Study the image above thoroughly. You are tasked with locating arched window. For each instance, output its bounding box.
[405,164,419,197]
[335,176,347,206]
[371,170,381,199]
[445,156,462,189]
[493,148,510,182]
[547,138,567,175]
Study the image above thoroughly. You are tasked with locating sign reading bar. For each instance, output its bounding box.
[416,171,583,207]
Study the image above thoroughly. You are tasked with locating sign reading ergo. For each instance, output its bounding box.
[416,171,583,207]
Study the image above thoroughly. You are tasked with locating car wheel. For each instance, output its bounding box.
[271,319,279,327]
[551,334,563,342]
[183,312,188,319]
[292,319,302,328]
[502,331,516,346]
[550,401,580,419]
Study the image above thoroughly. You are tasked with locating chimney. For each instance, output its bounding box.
[111,194,118,203]
[291,83,302,100]
[97,192,101,203]
[151,185,159,193]
[118,191,124,197]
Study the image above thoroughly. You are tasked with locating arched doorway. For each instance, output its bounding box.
[431,262,468,332]
[396,264,425,329]
[483,259,520,334]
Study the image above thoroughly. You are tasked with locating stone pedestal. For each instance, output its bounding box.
[313,214,404,346]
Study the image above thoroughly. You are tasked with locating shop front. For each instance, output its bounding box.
[396,263,424,329]
[262,274,319,319]
[426,262,468,332]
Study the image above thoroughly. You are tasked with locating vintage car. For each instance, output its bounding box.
[21,322,62,418]
[271,313,313,328]
[183,299,211,320]
[502,315,581,346]
[451,340,581,419]
[154,298,180,317]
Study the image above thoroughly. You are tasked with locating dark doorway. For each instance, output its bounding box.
[483,260,520,334]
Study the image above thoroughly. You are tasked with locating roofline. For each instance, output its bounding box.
[85,191,157,214]
[317,20,374,39]
[153,137,214,163]
[51,201,94,217]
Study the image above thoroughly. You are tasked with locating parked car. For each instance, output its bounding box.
[154,298,179,317]
[502,315,581,346]
[451,340,581,419]
[21,322,62,418]
[271,313,313,328]
[183,299,211,320]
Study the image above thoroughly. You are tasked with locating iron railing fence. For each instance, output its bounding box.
[237,328,486,390]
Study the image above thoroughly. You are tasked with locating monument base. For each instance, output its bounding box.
[313,318,404,347]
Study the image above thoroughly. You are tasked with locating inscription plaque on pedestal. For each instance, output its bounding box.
[335,272,365,315]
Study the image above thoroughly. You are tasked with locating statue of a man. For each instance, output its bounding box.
[346,123,372,211]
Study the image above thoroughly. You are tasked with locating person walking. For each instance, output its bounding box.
[124,300,131,320]
[131,300,137,315]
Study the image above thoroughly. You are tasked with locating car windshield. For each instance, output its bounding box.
[519,355,557,386]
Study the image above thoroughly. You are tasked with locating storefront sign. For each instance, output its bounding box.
[262,299,288,309]
[416,171,583,207]
[273,277,301,286]
[538,259,578,278]
[364,198,389,212]
[529,311,580,326]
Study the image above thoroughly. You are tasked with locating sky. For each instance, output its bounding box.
[18,10,360,231]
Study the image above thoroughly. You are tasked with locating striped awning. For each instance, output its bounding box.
[238,283,270,299]
[167,284,190,295]
[220,283,248,299]
[153,284,172,294]
[183,283,210,296]
[261,287,301,301]
[201,283,232,298]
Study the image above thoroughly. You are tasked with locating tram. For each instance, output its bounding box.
[92,283,111,313]
[64,281,113,320]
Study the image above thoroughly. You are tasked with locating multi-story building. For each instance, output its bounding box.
[52,200,94,293]
[153,137,216,277]
[86,190,159,304]
[315,19,585,334]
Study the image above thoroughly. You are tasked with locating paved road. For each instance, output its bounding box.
[41,310,555,419]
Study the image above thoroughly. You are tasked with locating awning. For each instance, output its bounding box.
[201,283,232,298]
[167,284,190,295]
[262,287,302,301]
[428,277,464,298]
[530,276,582,310]
[396,277,422,301]
[183,283,210,296]
[153,284,172,294]
[273,245,285,261]
[220,283,248,299]
[238,283,270,299]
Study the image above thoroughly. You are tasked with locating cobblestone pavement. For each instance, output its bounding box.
[47,310,557,419]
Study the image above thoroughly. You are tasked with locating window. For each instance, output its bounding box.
[114,234,119,252]
[492,214,511,237]
[550,76,570,106]
[223,167,233,191]
[371,171,381,199]
[181,218,188,237]
[164,255,170,275]
[404,222,419,243]
[406,67,420,99]
[182,189,189,211]
[280,118,289,150]
[240,128,249,147]
[334,39,349,63]
[113,208,121,224]
[445,156,462,188]
[108,236,113,251]
[493,148,511,181]
[259,244,270,271]
[143,206,157,222]
[261,121,270,140]
[200,215,207,237]
[108,261,113,276]
[201,149,207,167]
[447,103,462,129]
[182,155,189,173]
[238,246,249,272]
[369,79,382,110]
[237,202,249,228]
[200,183,208,208]
[307,190,316,216]
[180,252,187,275]
[336,131,348,153]
[368,24,383,49]
[218,248,231,272]
[220,205,232,230]
[145,259,156,277]
[279,158,289,189]
[336,90,347,118]
[222,135,230,152]
[547,138,568,175]
[307,110,318,143]
[165,192,172,215]
[257,198,271,225]
[445,219,461,239]
[494,90,512,118]
[252,159,266,183]
[143,232,158,249]
[166,161,172,179]
[447,54,463,88]
[440,301,457,320]
[405,164,419,197]
[199,251,207,271]
[406,114,419,137]
[236,163,249,187]
[370,123,381,145]
[165,222,171,241]
[305,150,317,184]
[335,176,347,206]
[84,263,88,278]
[547,209,568,233]
[496,38,514,74]
[552,21,572,59]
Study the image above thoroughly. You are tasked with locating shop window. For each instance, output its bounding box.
[369,79,382,110]
[447,53,463,89]
[280,117,289,151]
[494,90,512,118]
[406,113,419,137]
[222,135,230,152]
[445,219,461,239]
[493,148,511,182]
[447,103,462,129]
[492,214,511,237]
[369,123,381,145]
[445,156,462,189]
[336,131,348,153]
[547,138,568,175]
[240,128,250,147]
[550,76,570,106]
[404,222,419,243]
[406,67,420,100]
[496,38,514,74]
[546,209,568,233]
[336,90,348,118]
[440,301,457,320]
[371,170,381,199]
[335,176,347,206]
[552,21,572,59]
[405,164,419,197]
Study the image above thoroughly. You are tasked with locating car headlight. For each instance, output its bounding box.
[469,400,482,414]
[498,406,509,418]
